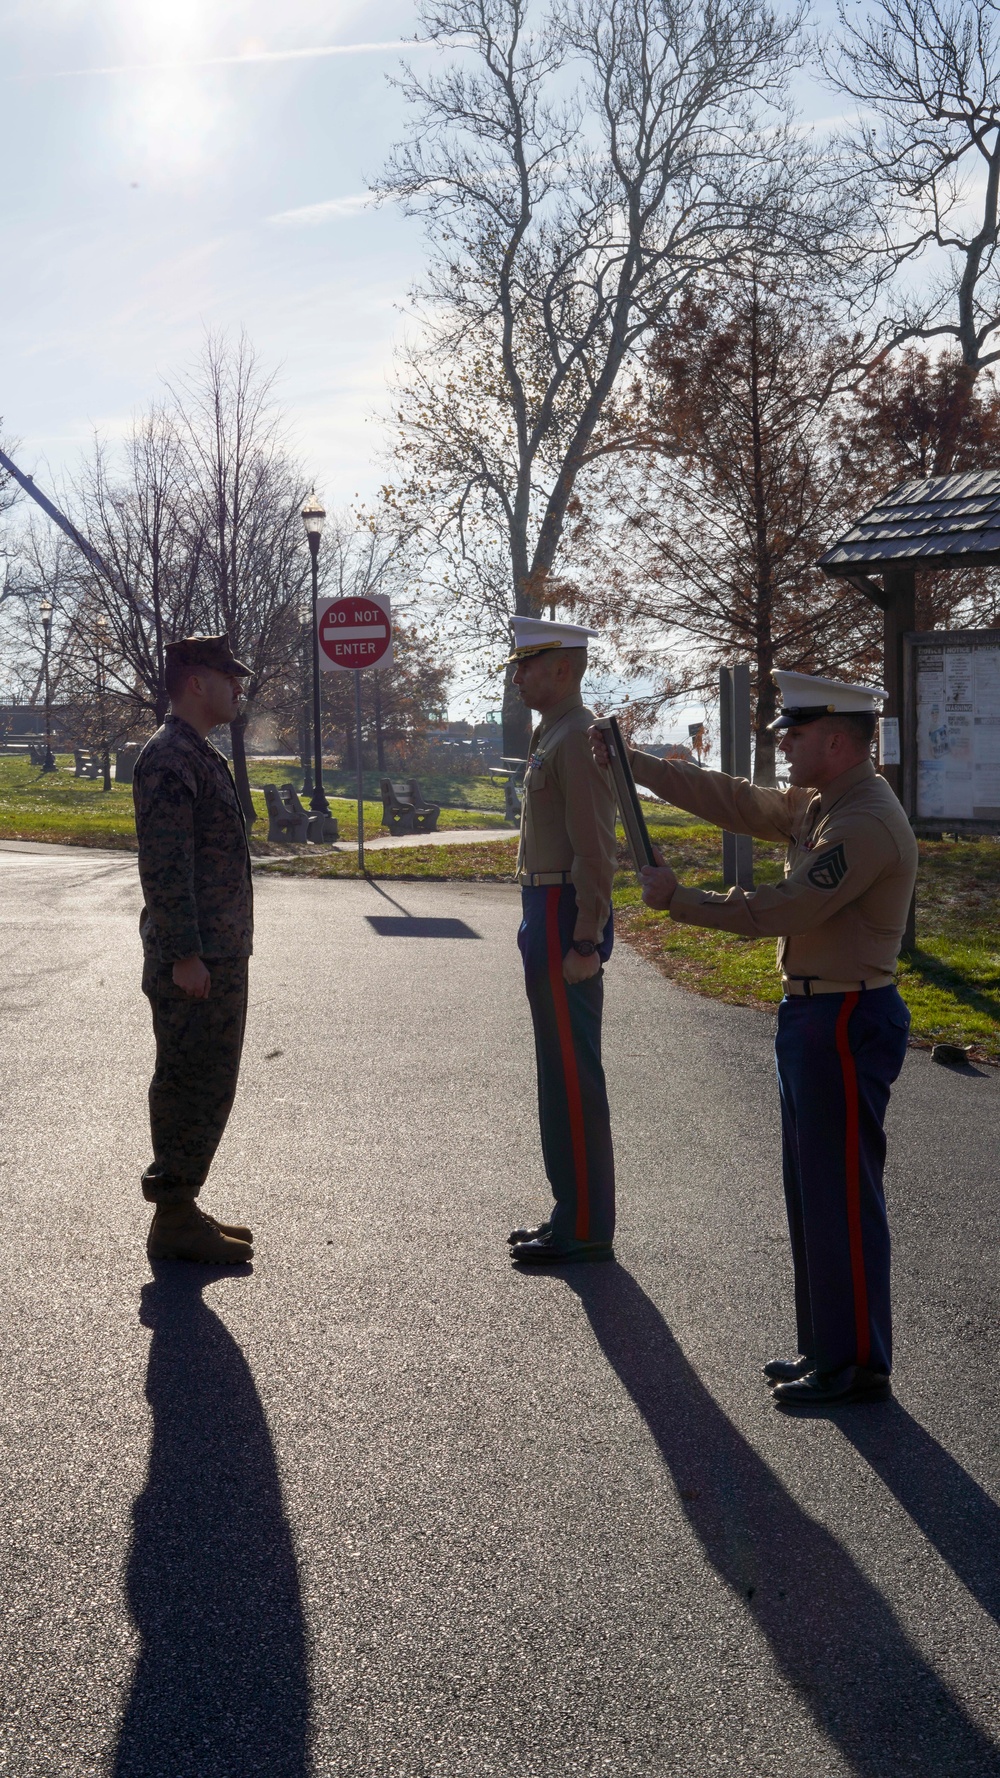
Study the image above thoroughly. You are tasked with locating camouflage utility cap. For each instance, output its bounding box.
[165,632,251,677]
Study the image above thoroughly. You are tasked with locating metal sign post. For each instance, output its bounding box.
[354,670,365,871]
[719,663,754,890]
[317,591,394,874]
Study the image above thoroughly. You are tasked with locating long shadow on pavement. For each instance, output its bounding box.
[113,1267,309,1778]
[565,1264,1000,1777]
[839,1402,1000,1626]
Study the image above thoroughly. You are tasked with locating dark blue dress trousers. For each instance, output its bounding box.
[518,885,615,1247]
[774,985,910,1375]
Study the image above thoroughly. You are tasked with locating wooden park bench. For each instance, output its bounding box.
[262,783,340,844]
[263,782,308,843]
[380,778,416,834]
[282,784,339,844]
[115,743,141,785]
[405,780,441,832]
[489,763,525,825]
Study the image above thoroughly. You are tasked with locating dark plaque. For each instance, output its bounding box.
[594,716,656,874]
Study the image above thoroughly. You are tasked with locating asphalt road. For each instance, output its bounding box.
[0,843,998,1778]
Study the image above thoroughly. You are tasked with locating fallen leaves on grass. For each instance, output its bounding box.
[261,839,520,882]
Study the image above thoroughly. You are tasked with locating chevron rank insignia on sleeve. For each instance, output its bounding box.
[806,842,848,890]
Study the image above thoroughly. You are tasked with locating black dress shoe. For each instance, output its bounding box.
[772,1365,891,1409]
[511,1233,614,1265]
[507,1220,552,1245]
[763,1354,815,1386]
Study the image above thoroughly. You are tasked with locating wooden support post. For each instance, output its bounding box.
[881,566,915,802]
[882,566,917,951]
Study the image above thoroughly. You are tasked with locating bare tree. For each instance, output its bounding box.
[571,271,877,780]
[835,343,1000,632]
[74,409,204,728]
[829,0,1000,469]
[0,433,20,609]
[58,601,136,790]
[380,0,812,751]
[314,508,440,770]
[172,332,310,825]
[0,525,82,721]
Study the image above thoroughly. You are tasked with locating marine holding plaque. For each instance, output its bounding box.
[592,669,918,1409]
[505,616,620,1266]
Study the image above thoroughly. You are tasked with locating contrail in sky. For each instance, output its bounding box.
[24,41,442,81]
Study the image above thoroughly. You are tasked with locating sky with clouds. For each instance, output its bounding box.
[1,0,427,505]
[1,0,876,730]
[2,0,853,496]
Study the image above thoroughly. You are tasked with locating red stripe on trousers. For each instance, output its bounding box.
[545,887,590,1240]
[834,992,870,1367]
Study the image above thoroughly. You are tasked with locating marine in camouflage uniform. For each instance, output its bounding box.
[133,633,255,1264]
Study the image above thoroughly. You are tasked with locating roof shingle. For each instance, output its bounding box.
[819,471,1000,571]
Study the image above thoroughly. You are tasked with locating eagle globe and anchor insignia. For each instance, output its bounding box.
[806,842,848,891]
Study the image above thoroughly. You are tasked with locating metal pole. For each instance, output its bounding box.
[732,662,754,889]
[308,536,329,814]
[42,618,55,772]
[300,614,314,796]
[97,628,111,791]
[719,665,754,889]
[720,667,735,885]
[355,669,365,872]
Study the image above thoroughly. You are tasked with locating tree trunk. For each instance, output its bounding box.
[932,360,978,474]
[753,672,777,786]
[502,530,535,757]
[228,711,257,828]
[102,748,112,793]
[502,668,532,759]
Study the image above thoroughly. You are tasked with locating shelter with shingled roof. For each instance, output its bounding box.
[819,471,1000,822]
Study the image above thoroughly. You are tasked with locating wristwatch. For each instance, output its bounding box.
[571,939,598,957]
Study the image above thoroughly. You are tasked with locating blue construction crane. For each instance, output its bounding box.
[0,446,116,582]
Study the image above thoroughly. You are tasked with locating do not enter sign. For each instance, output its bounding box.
[317,593,393,672]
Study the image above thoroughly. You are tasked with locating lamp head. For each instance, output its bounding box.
[300,491,326,539]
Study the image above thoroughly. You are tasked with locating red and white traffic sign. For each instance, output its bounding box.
[317,593,393,672]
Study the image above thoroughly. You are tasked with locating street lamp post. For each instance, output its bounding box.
[39,600,55,772]
[96,614,111,791]
[298,602,314,797]
[300,492,329,815]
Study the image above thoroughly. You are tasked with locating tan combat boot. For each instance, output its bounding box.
[147,1202,254,1264]
[199,1209,254,1243]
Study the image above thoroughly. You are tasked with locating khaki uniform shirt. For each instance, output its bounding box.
[630,753,918,985]
[134,714,254,965]
[517,692,618,942]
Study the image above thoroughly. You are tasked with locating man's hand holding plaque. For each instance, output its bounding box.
[640,846,678,909]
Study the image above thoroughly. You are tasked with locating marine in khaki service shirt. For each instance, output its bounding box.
[628,751,918,986]
[518,691,619,944]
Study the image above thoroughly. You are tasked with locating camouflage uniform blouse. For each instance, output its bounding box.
[133,714,253,964]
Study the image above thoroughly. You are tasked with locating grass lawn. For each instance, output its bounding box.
[0,756,508,850]
[617,808,1000,1062]
[3,756,997,1058]
[261,839,521,882]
